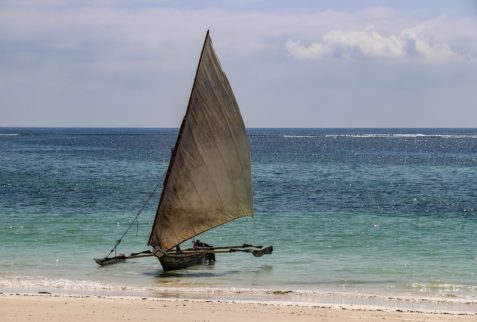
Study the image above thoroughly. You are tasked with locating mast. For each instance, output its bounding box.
[148,31,253,251]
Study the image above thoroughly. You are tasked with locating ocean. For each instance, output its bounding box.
[1,128,476,311]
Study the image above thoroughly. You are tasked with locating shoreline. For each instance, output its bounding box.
[1,292,476,322]
[1,274,477,314]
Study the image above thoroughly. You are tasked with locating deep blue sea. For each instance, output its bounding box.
[1,128,476,309]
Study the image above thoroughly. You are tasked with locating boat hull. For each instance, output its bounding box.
[158,252,207,271]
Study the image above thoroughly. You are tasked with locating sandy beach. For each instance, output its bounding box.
[1,293,475,322]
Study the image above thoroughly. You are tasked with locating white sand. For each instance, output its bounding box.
[1,293,475,322]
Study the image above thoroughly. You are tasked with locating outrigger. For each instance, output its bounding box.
[95,243,273,271]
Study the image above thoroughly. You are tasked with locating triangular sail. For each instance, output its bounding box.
[148,31,253,251]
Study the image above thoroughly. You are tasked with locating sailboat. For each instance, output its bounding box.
[95,31,273,271]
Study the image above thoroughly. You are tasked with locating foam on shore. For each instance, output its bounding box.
[1,274,476,314]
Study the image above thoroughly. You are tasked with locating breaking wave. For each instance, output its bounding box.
[325,134,477,139]
[282,133,477,139]
[1,274,476,313]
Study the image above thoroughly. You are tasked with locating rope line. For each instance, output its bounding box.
[105,180,162,258]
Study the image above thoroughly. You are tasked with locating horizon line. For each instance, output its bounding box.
[1,126,477,130]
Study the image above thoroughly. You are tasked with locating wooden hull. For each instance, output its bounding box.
[159,252,207,271]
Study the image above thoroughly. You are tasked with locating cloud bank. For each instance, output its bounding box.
[286,18,474,62]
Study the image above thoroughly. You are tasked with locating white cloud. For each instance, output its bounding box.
[286,18,473,63]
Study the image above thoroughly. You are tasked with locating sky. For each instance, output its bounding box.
[1,0,477,128]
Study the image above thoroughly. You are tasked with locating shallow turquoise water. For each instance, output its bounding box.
[0,128,476,303]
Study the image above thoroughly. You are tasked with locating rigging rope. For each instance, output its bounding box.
[105,180,162,258]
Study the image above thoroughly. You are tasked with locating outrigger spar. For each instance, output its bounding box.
[95,30,273,271]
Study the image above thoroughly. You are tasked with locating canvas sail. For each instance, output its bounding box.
[148,31,253,251]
